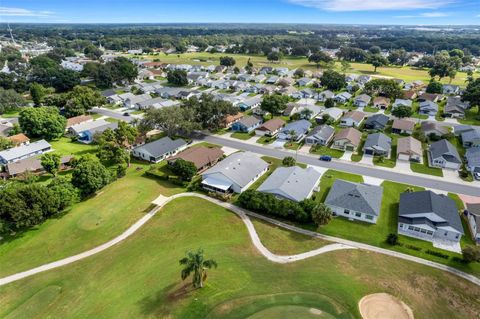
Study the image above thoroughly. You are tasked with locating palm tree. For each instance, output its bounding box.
[179,249,217,288]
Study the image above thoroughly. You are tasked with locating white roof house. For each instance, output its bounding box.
[0,139,52,164]
[257,166,321,202]
[201,152,269,193]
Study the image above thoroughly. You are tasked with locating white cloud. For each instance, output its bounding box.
[288,0,453,11]
[0,7,54,17]
[396,11,448,18]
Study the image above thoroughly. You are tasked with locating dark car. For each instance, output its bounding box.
[319,155,332,162]
[123,112,130,116]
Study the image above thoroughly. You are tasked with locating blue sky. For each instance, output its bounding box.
[1,0,479,25]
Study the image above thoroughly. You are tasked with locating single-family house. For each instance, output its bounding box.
[332,128,362,151]
[373,96,390,109]
[222,113,244,128]
[354,94,371,108]
[454,125,476,137]
[255,118,285,137]
[363,133,392,157]
[357,75,371,85]
[418,101,438,116]
[403,90,417,100]
[237,96,262,111]
[466,203,480,243]
[231,116,263,133]
[266,76,279,84]
[305,125,335,146]
[363,114,389,130]
[167,146,224,172]
[201,152,269,193]
[277,120,312,141]
[392,99,412,109]
[69,119,118,144]
[318,90,334,102]
[325,179,383,224]
[0,140,52,164]
[418,93,441,103]
[297,77,313,87]
[421,121,449,138]
[392,118,415,135]
[131,136,187,163]
[123,93,152,108]
[398,191,463,248]
[461,128,480,148]
[397,136,422,162]
[466,148,480,180]
[5,155,72,178]
[340,111,365,127]
[7,133,30,147]
[66,115,93,130]
[443,85,460,95]
[258,166,322,202]
[334,92,352,104]
[428,139,462,170]
[320,107,343,122]
[444,96,469,119]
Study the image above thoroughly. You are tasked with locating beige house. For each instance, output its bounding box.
[332,128,362,151]
[392,118,415,135]
[397,136,423,162]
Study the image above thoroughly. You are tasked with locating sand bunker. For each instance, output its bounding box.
[359,293,414,319]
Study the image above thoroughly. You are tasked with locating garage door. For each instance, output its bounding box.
[398,153,410,161]
[365,149,374,155]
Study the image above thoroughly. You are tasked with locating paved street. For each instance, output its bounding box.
[201,134,480,197]
[91,107,137,123]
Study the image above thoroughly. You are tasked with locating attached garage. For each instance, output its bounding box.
[397,153,410,161]
[364,149,374,155]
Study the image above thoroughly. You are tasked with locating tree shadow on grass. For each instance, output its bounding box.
[138,281,197,317]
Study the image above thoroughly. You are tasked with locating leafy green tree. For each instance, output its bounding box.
[71,155,111,197]
[267,51,282,63]
[29,82,47,107]
[308,51,332,69]
[167,69,188,86]
[182,94,239,131]
[0,136,13,151]
[294,68,305,78]
[84,45,103,60]
[260,94,289,115]
[64,86,106,117]
[428,52,459,81]
[171,159,197,181]
[0,88,27,114]
[320,70,346,91]
[324,98,335,109]
[426,80,443,94]
[219,56,236,67]
[282,156,296,167]
[41,153,61,176]
[19,107,66,140]
[311,203,332,226]
[392,105,413,118]
[364,79,404,100]
[388,49,409,66]
[462,245,480,263]
[368,54,388,72]
[369,46,381,54]
[338,47,368,62]
[140,105,198,137]
[179,249,218,288]
[47,176,79,211]
[462,78,480,114]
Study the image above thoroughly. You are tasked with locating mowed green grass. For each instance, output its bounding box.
[1,197,479,319]
[0,162,185,277]
[133,52,473,86]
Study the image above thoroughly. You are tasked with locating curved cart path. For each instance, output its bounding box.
[1,193,479,287]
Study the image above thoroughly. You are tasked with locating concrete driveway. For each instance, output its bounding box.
[442,169,462,183]
[359,154,374,166]
[340,151,353,161]
[394,160,412,173]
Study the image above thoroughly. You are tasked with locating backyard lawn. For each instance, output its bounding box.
[1,197,479,319]
[0,162,185,277]
[49,137,97,157]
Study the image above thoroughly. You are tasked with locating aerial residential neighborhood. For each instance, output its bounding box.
[0,1,480,318]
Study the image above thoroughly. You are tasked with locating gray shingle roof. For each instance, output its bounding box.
[399,191,464,234]
[238,115,262,128]
[307,125,335,141]
[202,151,268,189]
[133,137,186,159]
[364,114,389,128]
[258,166,321,202]
[364,133,392,152]
[325,180,383,216]
[0,139,51,162]
[429,139,461,164]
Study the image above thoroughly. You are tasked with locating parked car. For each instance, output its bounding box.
[123,112,130,116]
[319,155,332,162]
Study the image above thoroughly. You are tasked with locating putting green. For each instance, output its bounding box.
[207,292,354,319]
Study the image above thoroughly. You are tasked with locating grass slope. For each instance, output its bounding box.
[0,162,185,277]
[1,197,479,319]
